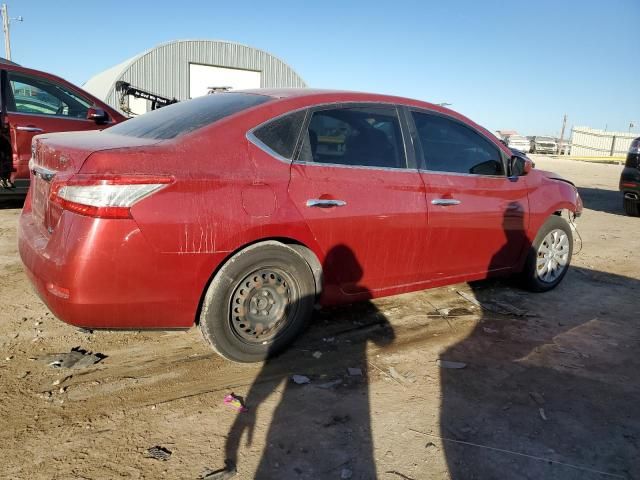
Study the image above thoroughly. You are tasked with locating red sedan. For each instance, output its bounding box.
[19,89,582,362]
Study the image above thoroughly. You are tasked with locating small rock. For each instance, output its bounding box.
[4,356,12,361]
[347,367,362,376]
[340,468,353,479]
[34,321,42,327]
[291,375,311,385]
[539,408,548,421]
[52,375,72,386]
[483,327,499,334]
[436,360,467,369]
[312,351,323,359]
[425,441,438,450]
[58,386,67,394]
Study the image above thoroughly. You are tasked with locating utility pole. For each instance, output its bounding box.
[1,4,22,61]
[630,121,636,133]
[558,114,567,155]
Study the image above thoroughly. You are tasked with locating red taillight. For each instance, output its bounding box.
[621,182,637,188]
[49,175,172,219]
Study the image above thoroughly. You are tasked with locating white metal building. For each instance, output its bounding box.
[83,39,306,115]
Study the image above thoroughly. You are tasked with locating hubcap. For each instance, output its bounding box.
[230,268,293,344]
[536,229,570,283]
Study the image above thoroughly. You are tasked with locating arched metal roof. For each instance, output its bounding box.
[83,39,306,111]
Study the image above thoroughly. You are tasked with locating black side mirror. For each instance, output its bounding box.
[87,107,109,124]
[510,154,533,177]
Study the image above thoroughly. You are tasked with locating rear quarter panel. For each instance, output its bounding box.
[79,104,325,299]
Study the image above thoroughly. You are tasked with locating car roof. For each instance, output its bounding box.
[239,87,437,107]
[234,88,512,157]
[237,88,458,120]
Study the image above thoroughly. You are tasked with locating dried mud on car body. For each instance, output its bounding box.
[0,156,639,479]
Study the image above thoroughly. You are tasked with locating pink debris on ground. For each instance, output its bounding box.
[224,393,248,412]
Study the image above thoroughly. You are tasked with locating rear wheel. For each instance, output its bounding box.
[199,241,316,363]
[521,215,573,292]
[623,196,640,216]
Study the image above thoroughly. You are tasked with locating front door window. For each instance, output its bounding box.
[8,72,91,119]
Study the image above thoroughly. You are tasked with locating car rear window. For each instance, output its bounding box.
[107,92,271,140]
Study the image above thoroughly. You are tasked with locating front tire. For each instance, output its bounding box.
[623,196,640,217]
[199,241,316,363]
[521,215,573,292]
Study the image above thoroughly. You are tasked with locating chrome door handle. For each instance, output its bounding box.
[16,126,44,132]
[431,198,461,206]
[306,199,347,208]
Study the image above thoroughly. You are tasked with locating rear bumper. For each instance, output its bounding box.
[18,210,224,329]
[619,167,640,195]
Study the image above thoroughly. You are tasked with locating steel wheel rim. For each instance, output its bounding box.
[536,228,570,283]
[230,267,296,344]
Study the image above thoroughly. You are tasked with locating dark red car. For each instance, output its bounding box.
[19,89,582,362]
[0,59,125,197]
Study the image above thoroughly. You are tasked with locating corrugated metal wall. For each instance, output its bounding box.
[569,126,636,157]
[103,40,306,110]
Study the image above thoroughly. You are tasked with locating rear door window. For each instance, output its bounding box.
[297,105,407,169]
[251,110,307,159]
[412,111,504,175]
[108,92,271,140]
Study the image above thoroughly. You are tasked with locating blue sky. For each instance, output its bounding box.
[8,0,640,135]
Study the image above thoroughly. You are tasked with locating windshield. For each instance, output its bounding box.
[108,92,272,140]
[537,137,555,142]
[509,136,528,142]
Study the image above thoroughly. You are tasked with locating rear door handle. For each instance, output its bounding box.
[431,198,461,206]
[16,126,44,133]
[306,199,347,208]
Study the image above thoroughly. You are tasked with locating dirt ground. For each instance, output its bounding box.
[1,156,638,480]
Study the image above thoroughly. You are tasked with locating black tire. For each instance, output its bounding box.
[199,241,316,363]
[521,215,573,292]
[623,197,640,217]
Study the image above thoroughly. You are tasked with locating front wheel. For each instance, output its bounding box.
[199,241,316,363]
[521,215,573,292]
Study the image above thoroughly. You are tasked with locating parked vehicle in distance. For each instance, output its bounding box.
[620,137,640,216]
[0,58,126,198]
[19,89,583,362]
[504,134,531,153]
[531,136,558,154]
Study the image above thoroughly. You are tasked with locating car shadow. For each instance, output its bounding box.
[439,208,639,478]
[577,186,625,216]
[210,244,395,479]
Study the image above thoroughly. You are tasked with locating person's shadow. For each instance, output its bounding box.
[213,244,395,479]
[439,204,640,479]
